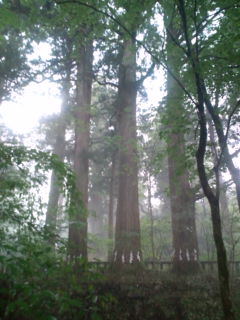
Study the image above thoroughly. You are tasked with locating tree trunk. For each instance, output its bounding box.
[203,89,240,213]
[108,155,116,262]
[68,39,93,261]
[166,107,199,273]
[195,73,235,320]
[207,113,230,228]
[147,173,155,260]
[196,99,234,320]
[175,1,235,316]
[113,35,142,265]
[165,26,199,273]
[45,71,71,240]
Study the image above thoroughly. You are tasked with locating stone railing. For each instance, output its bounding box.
[87,260,240,273]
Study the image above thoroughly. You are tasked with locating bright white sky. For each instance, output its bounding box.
[0,81,161,137]
[0,81,61,134]
[0,75,162,138]
[0,42,62,135]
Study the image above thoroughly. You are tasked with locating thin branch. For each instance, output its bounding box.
[166,26,188,56]
[193,0,199,57]
[93,74,118,88]
[231,148,240,159]
[137,63,155,86]
[177,0,192,58]
[214,99,240,169]
[224,100,240,148]
[196,4,240,38]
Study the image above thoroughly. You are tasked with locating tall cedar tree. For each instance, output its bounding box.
[166,72,199,274]
[165,17,199,274]
[113,1,145,264]
[113,33,142,264]
[68,35,93,260]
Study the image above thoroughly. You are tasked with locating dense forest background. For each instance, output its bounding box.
[0,0,240,319]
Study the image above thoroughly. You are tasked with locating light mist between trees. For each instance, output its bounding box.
[0,0,240,319]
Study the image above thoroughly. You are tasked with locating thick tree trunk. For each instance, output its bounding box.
[166,28,199,273]
[167,115,199,273]
[113,35,142,265]
[68,40,93,261]
[167,136,199,273]
[45,75,71,238]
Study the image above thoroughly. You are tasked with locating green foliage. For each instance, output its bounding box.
[0,142,74,201]
[0,141,113,319]
[0,234,113,319]
[141,215,172,260]
[0,0,44,101]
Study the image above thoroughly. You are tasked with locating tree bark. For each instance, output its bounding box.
[68,38,93,261]
[113,35,142,265]
[165,22,199,274]
[166,85,199,274]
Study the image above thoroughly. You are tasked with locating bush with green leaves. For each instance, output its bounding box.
[0,142,113,320]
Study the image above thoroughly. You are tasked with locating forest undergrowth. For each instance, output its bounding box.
[1,257,240,320]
